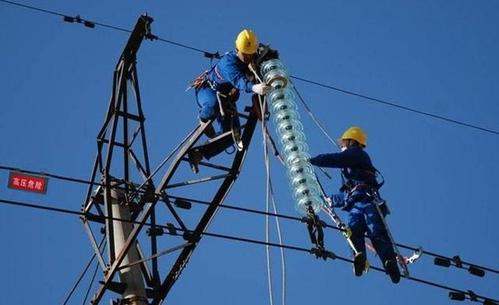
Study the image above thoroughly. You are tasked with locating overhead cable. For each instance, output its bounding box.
[0,197,496,304]
[1,164,497,275]
[1,0,497,135]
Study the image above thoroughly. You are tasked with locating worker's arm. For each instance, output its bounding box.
[221,61,255,93]
[309,149,358,169]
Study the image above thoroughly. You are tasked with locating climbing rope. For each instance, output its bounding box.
[259,91,287,305]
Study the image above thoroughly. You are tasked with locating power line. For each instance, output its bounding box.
[1,164,497,275]
[0,0,219,58]
[0,0,65,17]
[0,165,102,187]
[1,0,497,136]
[1,1,496,303]
[82,261,99,305]
[0,197,497,304]
[167,195,499,275]
[293,84,340,148]
[290,76,499,135]
[61,237,105,305]
[195,230,497,304]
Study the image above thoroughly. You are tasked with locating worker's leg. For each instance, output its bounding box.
[365,203,396,262]
[193,89,237,160]
[202,112,240,159]
[348,205,368,276]
[196,88,221,130]
[365,203,400,283]
[348,206,367,255]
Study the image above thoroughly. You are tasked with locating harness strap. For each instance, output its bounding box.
[214,65,225,82]
[216,91,226,117]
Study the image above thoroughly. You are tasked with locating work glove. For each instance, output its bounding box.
[252,83,271,95]
[330,193,346,208]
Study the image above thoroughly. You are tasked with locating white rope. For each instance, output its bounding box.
[268,177,287,305]
[258,92,274,305]
[258,92,287,305]
[251,62,287,305]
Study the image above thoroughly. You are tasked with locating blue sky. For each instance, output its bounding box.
[0,1,498,304]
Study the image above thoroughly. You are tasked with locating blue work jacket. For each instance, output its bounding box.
[310,147,377,184]
[311,146,380,195]
[206,51,255,95]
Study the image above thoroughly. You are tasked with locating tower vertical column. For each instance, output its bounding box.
[110,183,148,305]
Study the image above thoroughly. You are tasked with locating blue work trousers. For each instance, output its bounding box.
[348,201,396,263]
[195,87,240,134]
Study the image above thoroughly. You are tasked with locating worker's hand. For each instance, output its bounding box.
[252,83,271,96]
[330,193,346,208]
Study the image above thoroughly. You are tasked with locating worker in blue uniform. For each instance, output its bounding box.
[187,29,270,172]
[310,126,401,283]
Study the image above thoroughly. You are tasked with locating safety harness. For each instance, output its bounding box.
[337,163,393,216]
[189,67,240,116]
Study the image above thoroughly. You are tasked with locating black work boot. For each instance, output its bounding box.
[384,258,401,284]
[187,149,203,174]
[231,124,243,151]
[353,252,367,277]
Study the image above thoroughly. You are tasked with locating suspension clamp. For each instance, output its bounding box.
[204,51,221,60]
[147,227,164,237]
[310,247,336,260]
[302,207,328,260]
[62,15,95,28]
[183,231,201,243]
[467,290,478,302]
[452,255,463,268]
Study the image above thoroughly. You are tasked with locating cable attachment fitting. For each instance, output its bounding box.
[139,14,157,41]
[303,206,328,260]
[452,255,463,268]
[164,223,178,236]
[204,51,221,60]
[310,247,336,260]
[467,290,478,302]
[62,14,95,28]
[406,247,423,264]
[147,227,164,237]
[183,231,201,243]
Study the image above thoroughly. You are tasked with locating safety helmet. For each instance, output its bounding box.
[235,29,258,55]
[340,126,367,147]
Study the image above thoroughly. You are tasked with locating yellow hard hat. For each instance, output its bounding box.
[340,126,367,147]
[235,29,258,55]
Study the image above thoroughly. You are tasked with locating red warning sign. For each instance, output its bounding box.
[8,172,48,194]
